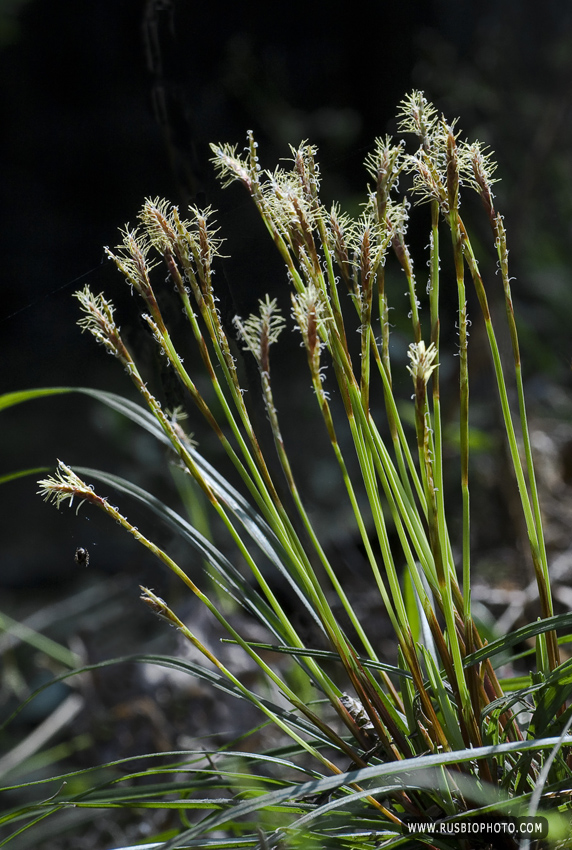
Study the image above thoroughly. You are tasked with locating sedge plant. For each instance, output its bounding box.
[3,92,572,848]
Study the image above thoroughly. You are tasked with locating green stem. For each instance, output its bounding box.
[448,209,471,630]
[493,216,557,668]
[460,222,558,670]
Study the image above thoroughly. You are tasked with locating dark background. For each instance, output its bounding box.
[1,0,572,591]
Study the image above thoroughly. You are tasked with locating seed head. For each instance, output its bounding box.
[460,141,499,223]
[291,284,331,357]
[327,203,355,291]
[364,136,405,219]
[234,295,286,373]
[397,91,439,150]
[138,197,178,255]
[443,120,461,213]
[74,286,126,360]
[407,152,448,210]
[262,165,319,253]
[37,461,100,513]
[407,341,439,386]
[210,141,253,191]
[290,140,321,202]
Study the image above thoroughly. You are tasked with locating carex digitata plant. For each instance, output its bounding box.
[5,92,572,848]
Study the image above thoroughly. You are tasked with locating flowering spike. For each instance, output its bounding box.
[291,284,331,359]
[460,141,499,224]
[37,461,101,513]
[397,91,439,150]
[209,140,253,191]
[290,140,321,202]
[234,295,286,374]
[138,197,178,254]
[364,136,405,221]
[406,340,439,387]
[74,286,127,361]
[444,120,460,213]
[105,226,158,302]
[262,165,320,257]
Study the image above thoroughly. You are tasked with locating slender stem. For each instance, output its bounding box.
[493,215,557,667]
[448,207,471,630]
[460,223,558,671]
[427,201,455,588]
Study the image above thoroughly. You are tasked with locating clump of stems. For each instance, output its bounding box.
[37,92,568,841]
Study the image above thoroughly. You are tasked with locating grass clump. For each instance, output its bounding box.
[3,92,572,848]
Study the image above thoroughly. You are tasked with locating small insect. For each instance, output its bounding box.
[74,547,90,567]
[340,693,377,739]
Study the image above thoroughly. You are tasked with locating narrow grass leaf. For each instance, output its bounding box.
[464,612,572,667]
